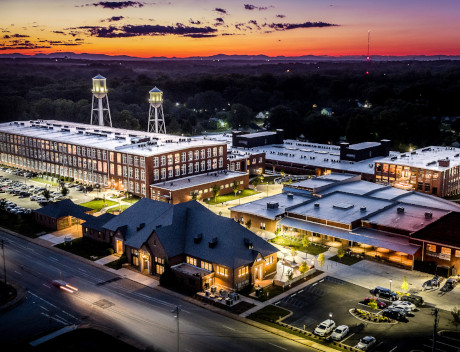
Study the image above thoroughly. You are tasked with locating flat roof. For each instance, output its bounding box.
[238,131,277,139]
[316,180,385,196]
[376,146,460,171]
[348,141,381,150]
[290,178,335,190]
[229,192,312,220]
[366,203,449,234]
[150,170,246,191]
[288,192,394,225]
[395,193,460,212]
[279,217,420,255]
[0,120,224,157]
[171,262,212,277]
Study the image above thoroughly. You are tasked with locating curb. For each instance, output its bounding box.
[0,279,27,313]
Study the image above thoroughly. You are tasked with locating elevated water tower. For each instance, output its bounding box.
[90,74,112,127]
[148,87,166,133]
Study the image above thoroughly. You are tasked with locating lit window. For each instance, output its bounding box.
[216,265,228,276]
[186,256,197,266]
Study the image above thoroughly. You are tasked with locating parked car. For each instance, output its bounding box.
[363,297,387,309]
[369,286,398,301]
[382,308,407,321]
[401,294,424,306]
[314,319,336,336]
[441,278,458,292]
[356,336,376,351]
[389,300,416,311]
[330,325,349,341]
[422,276,442,290]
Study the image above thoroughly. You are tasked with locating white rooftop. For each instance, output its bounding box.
[0,120,224,157]
[150,170,246,191]
[376,146,460,171]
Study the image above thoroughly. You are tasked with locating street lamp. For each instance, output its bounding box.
[389,279,392,291]
[171,306,181,352]
[329,312,333,320]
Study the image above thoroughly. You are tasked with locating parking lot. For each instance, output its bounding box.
[0,168,99,213]
[275,276,458,351]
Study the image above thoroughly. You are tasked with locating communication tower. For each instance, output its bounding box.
[148,87,166,134]
[90,74,112,127]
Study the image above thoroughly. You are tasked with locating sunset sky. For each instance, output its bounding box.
[1,0,460,57]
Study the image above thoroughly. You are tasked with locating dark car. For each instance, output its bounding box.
[401,294,424,306]
[441,278,458,292]
[370,286,399,301]
[382,308,408,322]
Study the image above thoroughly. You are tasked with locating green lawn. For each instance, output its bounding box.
[269,236,329,256]
[121,197,139,204]
[329,253,363,266]
[31,177,58,186]
[55,237,113,260]
[204,189,260,204]
[107,204,131,213]
[0,211,48,238]
[249,305,291,321]
[79,198,118,212]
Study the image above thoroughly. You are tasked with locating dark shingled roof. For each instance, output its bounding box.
[103,199,278,268]
[412,212,460,248]
[33,199,92,219]
[82,212,116,232]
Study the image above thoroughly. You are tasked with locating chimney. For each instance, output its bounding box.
[425,212,433,219]
[314,203,320,208]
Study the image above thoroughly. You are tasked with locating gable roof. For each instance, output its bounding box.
[104,199,278,268]
[103,198,173,248]
[412,212,460,248]
[82,212,116,232]
[33,199,92,219]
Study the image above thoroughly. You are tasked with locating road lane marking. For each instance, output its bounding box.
[49,257,58,261]
[14,270,23,275]
[291,294,296,297]
[61,310,78,320]
[298,289,304,293]
[42,283,51,288]
[269,342,287,350]
[341,332,354,342]
[389,347,398,352]
[223,325,235,331]
[39,305,49,311]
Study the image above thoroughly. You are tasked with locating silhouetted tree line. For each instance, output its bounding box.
[1,58,460,150]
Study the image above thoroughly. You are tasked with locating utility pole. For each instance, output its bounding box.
[172,305,180,352]
[1,239,6,284]
[432,308,439,352]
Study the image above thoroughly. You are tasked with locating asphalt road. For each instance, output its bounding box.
[276,276,458,352]
[0,230,320,352]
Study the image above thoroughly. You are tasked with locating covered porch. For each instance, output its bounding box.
[278,217,420,269]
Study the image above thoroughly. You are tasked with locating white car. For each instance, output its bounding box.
[330,325,349,341]
[356,336,376,350]
[314,319,336,336]
[390,300,416,311]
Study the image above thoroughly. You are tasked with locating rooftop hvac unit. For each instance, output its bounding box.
[314,203,320,208]
[360,206,367,212]
[193,233,203,244]
[397,206,405,214]
[208,237,218,248]
[425,212,433,219]
[267,202,279,209]
[287,193,294,199]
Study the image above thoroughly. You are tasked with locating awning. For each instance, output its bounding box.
[279,217,420,255]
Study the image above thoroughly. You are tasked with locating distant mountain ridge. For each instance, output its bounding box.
[1,52,459,61]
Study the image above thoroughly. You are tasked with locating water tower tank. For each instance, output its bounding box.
[149,87,163,108]
[92,74,108,98]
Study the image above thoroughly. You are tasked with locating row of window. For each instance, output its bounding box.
[154,158,224,180]
[188,180,244,196]
[153,148,224,167]
[186,256,228,276]
[427,244,460,257]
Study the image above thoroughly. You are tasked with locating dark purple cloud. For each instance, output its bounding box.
[266,21,338,30]
[214,8,227,15]
[53,31,65,34]
[90,1,144,9]
[184,33,217,38]
[189,19,201,25]
[79,23,218,38]
[215,18,224,24]
[248,20,260,30]
[103,16,125,22]
[8,33,30,38]
[244,4,272,11]
[276,14,285,18]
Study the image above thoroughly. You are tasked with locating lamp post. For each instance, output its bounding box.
[329,312,333,321]
[171,305,181,352]
[389,279,392,291]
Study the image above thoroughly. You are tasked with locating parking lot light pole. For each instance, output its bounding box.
[329,312,333,320]
[390,279,392,291]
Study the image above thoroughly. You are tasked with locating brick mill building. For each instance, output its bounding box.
[0,120,248,202]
